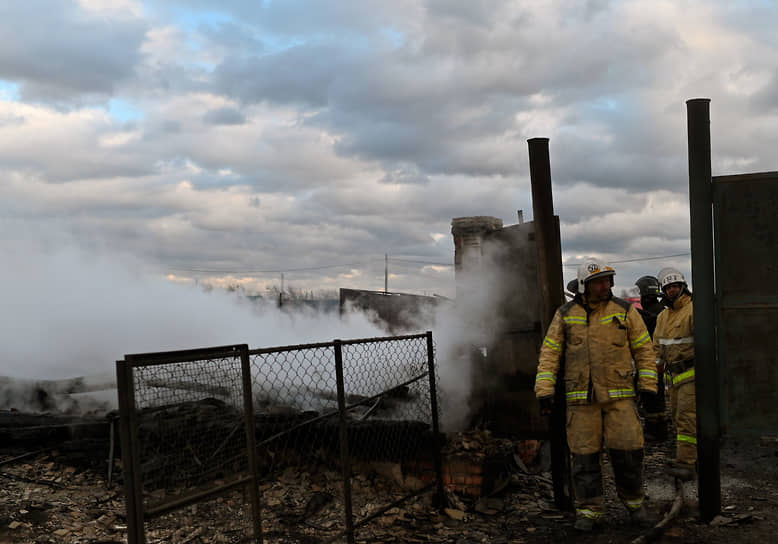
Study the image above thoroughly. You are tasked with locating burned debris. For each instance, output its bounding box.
[4,366,778,543]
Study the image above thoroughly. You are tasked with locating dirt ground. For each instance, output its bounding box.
[2,426,777,544]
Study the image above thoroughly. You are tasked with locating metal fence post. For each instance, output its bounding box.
[116,359,145,544]
[333,340,355,544]
[687,97,721,522]
[425,331,445,506]
[239,345,263,543]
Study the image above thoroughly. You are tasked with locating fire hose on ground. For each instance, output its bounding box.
[631,479,685,544]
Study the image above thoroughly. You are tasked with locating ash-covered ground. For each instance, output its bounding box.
[2,422,777,544]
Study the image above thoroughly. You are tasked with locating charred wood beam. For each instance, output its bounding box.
[0,422,109,443]
[306,382,418,405]
[0,449,45,467]
[0,375,115,396]
[1,376,115,414]
[142,379,232,398]
[0,411,111,447]
[0,411,115,471]
[0,411,102,427]
[0,470,66,488]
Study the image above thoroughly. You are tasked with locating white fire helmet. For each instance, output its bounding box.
[576,258,615,294]
[657,267,687,292]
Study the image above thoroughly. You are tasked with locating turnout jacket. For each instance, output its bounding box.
[535,295,658,405]
[653,293,694,387]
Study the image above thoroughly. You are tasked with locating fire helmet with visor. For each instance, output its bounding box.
[576,258,615,294]
[657,267,687,293]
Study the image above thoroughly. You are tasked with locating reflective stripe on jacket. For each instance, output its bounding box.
[654,293,694,387]
[535,296,658,405]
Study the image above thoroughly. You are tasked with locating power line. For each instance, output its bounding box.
[388,258,453,267]
[563,252,691,267]
[165,251,688,300]
[167,251,688,277]
[167,262,369,274]
[166,256,455,275]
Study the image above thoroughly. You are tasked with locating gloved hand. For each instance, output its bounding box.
[539,397,554,416]
[639,390,657,409]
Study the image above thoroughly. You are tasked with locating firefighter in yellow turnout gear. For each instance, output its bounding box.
[654,267,697,481]
[535,259,658,531]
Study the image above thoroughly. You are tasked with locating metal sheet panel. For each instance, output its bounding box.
[719,309,778,434]
[713,171,778,435]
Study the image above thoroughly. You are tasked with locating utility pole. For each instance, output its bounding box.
[385,254,388,293]
[279,272,284,307]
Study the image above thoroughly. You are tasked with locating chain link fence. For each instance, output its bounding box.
[249,333,442,542]
[117,333,442,544]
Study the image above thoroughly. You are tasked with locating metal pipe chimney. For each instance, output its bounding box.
[687,98,721,522]
[527,137,570,511]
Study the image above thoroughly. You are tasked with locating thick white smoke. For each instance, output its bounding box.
[431,239,528,431]
[1,242,523,428]
[0,246,389,412]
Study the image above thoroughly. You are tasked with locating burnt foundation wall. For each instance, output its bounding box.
[451,217,548,436]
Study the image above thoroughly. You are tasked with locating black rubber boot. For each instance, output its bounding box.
[608,448,644,497]
[609,447,650,524]
[572,452,605,530]
[572,452,604,501]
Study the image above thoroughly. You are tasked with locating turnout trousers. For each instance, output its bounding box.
[670,380,697,465]
[567,399,646,522]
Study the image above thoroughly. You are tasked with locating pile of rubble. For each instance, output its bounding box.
[0,430,563,543]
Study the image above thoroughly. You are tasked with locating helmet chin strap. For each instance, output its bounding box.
[662,286,685,307]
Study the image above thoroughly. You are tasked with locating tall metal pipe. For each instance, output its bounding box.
[686,98,721,522]
[527,137,570,511]
[528,138,564,327]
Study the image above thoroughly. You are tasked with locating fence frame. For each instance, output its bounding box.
[117,344,261,544]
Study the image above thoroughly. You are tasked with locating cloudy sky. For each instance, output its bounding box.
[2,0,777,300]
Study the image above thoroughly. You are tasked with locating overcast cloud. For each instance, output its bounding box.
[2,0,777,316]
